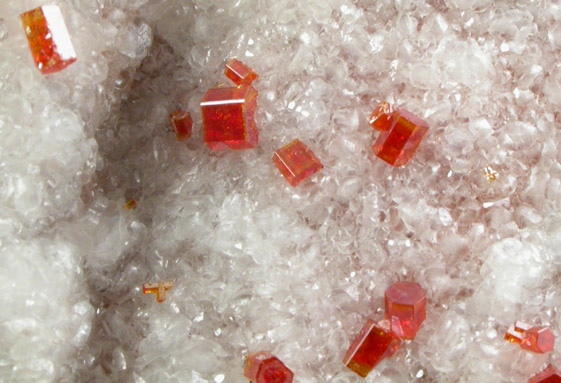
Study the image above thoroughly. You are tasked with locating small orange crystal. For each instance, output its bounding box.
[385,281,427,340]
[225,58,259,86]
[143,281,173,303]
[273,139,323,187]
[369,102,394,132]
[20,5,77,74]
[505,321,555,354]
[244,352,293,383]
[529,365,561,383]
[123,199,137,210]
[201,86,258,150]
[169,110,193,141]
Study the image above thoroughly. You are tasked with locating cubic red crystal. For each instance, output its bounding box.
[385,281,427,340]
[20,5,77,74]
[369,102,394,132]
[169,110,193,141]
[529,365,561,383]
[201,86,258,150]
[273,139,323,187]
[343,319,401,378]
[371,106,429,167]
[521,326,555,354]
[225,58,259,86]
[244,352,293,383]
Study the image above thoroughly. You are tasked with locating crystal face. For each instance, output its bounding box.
[505,322,555,354]
[244,352,293,383]
[201,86,258,150]
[385,281,427,340]
[142,281,173,303]
[529,365,561,383]
[20,5,77,74]
[169,110,193,141]
[371,108,429,167]
[369,102,394,132]
[273,139,323,187]
[225,58,259,86]
[343,320,401,378]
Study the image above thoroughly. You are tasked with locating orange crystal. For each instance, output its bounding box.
[372,108,429,167]
[225,58,259,86]
[521,326,555,354]
[505,321,531,343]
[385,281,427,340]
[343,319,401,378]
[529,365,561,383]
[143,281,173,303]
[201,86,258,150]
[273,139,323,187]
[169,110,193,141]
[369,102,394,132]
[244,352,294,383]
[123,199,137,210]
[20,5,77,74]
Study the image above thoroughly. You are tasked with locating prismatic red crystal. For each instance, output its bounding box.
[244,352,293,383]
[20,5,77,74]
[273,139,323,187]
[169,110,193,141]
[201,86,258,150]
[369,102,394,132]
[385,281,427,340]
[529,365,561,383]
[506,321,555,354]
[225,58,259,86]
[370,104,429,167]
[343,319,401,378]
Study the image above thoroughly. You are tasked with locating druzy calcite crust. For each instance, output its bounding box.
[20,5,77,74]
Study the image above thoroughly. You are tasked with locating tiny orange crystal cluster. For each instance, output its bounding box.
[343,281,427,377]
[20,5,76,74]
[143,281,173,303]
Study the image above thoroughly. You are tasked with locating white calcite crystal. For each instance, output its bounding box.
[1,0,561,382]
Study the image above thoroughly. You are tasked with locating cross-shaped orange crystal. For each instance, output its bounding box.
[142,281,173,303]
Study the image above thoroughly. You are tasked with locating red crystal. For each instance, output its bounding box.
[201,86,258,150]
[225,58,259,86]
[369,102,394,132]
[273,139,323,187]
[522,327,555,354]
[371,106,429,167]
[343,320,402,378]
[169,110,193,141]
[20,5,77,74]
[505,321,531,343]
[244,352,293,383]
[385,281,427,340]
[529,365,561,383]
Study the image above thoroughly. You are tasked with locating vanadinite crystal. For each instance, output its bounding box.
[200,86,258,150]
[273,139,323,187]
[143,281,173,303]
[505,322,555,354]
[169,110,193,141]
[370,103,429,167]
[225,58,259,86]
[529,365,561,383]
[244,352,293,383]
[343,319,401,378]
[20,5,77,74]
[385,281,427,340]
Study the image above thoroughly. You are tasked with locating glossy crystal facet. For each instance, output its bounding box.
[20,5,77,74]
[201,86,258,150]
[244,352,293,383]
[343,320,401,378]
[169,110,193,141]
[385,281,427,340]
[225,58,258,86]
[143,281,173,303]
[372,108,429,167]
[529,365,561,383]
[273,139,323,187]
[369,102,394,132]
